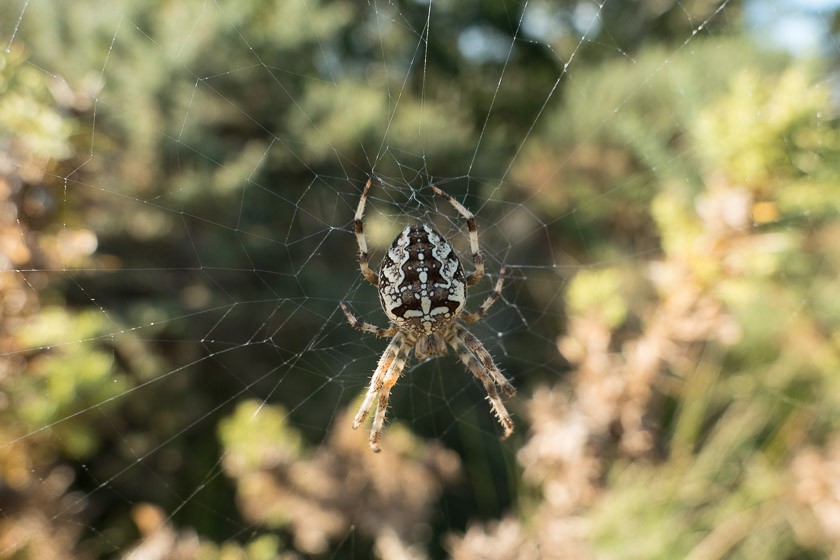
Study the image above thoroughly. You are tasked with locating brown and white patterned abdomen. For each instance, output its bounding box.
[378,225,466,334]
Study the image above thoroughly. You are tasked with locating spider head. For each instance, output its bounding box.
[415,332,448,361]
[377,225,466,335]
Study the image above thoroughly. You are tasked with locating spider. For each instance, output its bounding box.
[340,179,515,452]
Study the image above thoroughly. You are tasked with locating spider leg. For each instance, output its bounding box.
[340,302,399,337]
[368,337,412,452]
[454,323,516,397]
[431,186,484,287]
[448,330,515,439]
[353,332,404,430]
[460,266,505,323]
[355,178,379,287]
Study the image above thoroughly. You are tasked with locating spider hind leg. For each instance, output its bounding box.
[431,186,485,287]
[354,179,379,287]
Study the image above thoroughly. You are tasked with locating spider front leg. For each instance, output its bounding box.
[455,323,516,397]
[449,332,515,439]
[353,332,404,429]
[368,336,412,452]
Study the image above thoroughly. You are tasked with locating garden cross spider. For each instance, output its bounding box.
[340,179,515,452]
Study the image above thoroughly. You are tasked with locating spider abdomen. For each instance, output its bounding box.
[378,225,466,334]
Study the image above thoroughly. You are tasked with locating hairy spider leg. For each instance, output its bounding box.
[368,336,413,452]
[454,323,516,397]
[352,331,405,429]
[460,266,505,323]
[340,302,399,338]
[431,186,484,287]
[448,331,515,439]
[354,178,378,287]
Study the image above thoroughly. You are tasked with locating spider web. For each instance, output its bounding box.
[2,0,840,558]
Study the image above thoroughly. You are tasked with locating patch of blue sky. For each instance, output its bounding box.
[746,0,840,56]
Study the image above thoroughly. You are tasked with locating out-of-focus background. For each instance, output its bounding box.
[2,0,840,558]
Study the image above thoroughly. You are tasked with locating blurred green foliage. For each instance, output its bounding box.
[13,308,132,457]
[0,51,74,160]
[566,268,628,328]
[195,535,283,560]
[218,401,303,475]
[562,54,840,560]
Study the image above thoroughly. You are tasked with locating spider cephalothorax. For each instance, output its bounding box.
[340,179,515,452]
